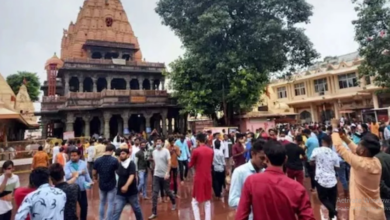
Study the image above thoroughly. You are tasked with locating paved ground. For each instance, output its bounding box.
[14,172,349,220]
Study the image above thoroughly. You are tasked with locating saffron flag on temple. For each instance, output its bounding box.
[23,78,27,85]
[10,96,16,101]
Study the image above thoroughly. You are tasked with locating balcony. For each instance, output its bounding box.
[59,58,165,74]
[40,90,172,112]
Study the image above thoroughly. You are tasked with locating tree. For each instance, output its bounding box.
[156,0,319,125]
[352,0,390,89]
[6,71,40,102]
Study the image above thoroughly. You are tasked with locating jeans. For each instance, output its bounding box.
[178,160,189,181]
[305,161,316,189]
[316,182,338,219]
[212,170,225,197]
[99,188,116,220]
[170,168,178,195]
[0,210,12,220]
[337,161,349,190]
[87,162,94,178]
[112,194,144,220]
[137,170,148,198]
[78,190,88,220]
[152,176,176,215]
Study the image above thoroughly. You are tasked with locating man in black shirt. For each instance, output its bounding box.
[93,144,119,220]
[285,135,306,185]
[112,148,144,220]
[49,163,79,220]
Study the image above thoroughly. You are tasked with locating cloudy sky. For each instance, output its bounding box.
[0,0,358,109]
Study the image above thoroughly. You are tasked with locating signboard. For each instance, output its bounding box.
[63,131,75,140]
[130,96,146,103]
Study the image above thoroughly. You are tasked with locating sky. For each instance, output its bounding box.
[0,0,358,110]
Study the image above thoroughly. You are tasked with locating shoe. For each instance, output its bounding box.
[171,204,176,211]
[148,214,157,219]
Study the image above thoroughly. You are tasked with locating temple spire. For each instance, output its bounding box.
[60,0,142,61]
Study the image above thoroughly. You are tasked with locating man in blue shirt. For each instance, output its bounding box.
[175,135,191,185]
[64,148,93,220]
[93,144,119,220]
[303,129,319,191]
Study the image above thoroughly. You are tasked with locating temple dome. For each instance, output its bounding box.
[45,53,64,70]
[0,72,16,110]
[61,0,143,61]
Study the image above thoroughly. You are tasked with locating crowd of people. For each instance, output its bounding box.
[1,119,390,220]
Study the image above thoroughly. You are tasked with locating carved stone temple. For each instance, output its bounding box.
[37,0,186,139]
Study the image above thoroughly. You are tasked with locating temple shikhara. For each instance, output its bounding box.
[38,0,185,139]
[0,73,38,144]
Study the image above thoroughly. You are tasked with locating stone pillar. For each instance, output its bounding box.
[83,115,91,137]
[150,78,155,90]
[373,93,380,109]
[161,110,167,136]
[168,117,173,134]
[144,113,153,133]
[66,113,75,132]
[41,119,49,139]
[125,77,130,90]
[79,77,84,92]
[161,79,165,90]
[139,77,144,90]
[64,75,70,95]
[103,112,111,139]
[122,112,129,133]
[107,77,112,90]
[93,78,97,92]
[333,102,340,119]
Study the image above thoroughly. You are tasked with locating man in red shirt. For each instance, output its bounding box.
[232,133,246,169]
[189,133,214,220]
[235,140,315,220]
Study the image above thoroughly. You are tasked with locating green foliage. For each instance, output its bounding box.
[352,0,390,89]
[6,71,40,101]
[156,0,319,123]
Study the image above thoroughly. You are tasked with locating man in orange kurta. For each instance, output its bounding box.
[31,146,49,169]
[331,119,385,220]
[189,133,214,220]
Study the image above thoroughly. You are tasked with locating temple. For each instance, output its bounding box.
[0,73,38,144]
[37,0,185,139]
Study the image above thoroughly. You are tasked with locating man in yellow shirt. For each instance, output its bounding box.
[94,139,106,160]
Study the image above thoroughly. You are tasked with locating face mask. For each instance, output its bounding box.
[156,144,162,149]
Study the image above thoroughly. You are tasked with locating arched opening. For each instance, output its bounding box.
[97,78,107,92]
[104,53,112,59]
[130,79,139,90]
[91,52,102,59]
[300,110,312,123]
[83,77,93,92]
[90,117,101,136]
[153,79,160,90]
[52,120,64,138]
[109,115,123,139]
[128,114,145,133]
[111,78,126,90]
[142,79,151,90]
[150,114,161,133]
[321,109,334,122]
[73,117,85,137]
[69,77,79,92]
[122,54,131,61]
[111,52,119,59]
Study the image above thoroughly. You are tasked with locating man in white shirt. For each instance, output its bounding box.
[0,160,20,220]
[86,141,96,177]
[52,142,60,164]
[131,138,141,161]
[310,135,339,220]
[212,140,226,198]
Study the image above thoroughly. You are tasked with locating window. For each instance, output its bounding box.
[338,73,358,89]
[365,76,371,85]
[294,83,306,96]
[277,87,287,99]
[314,78,328,93]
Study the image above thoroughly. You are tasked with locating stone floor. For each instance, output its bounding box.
[15,172,349,220]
